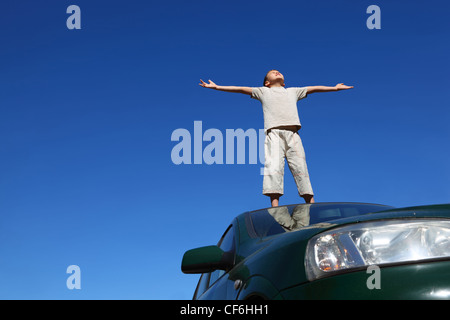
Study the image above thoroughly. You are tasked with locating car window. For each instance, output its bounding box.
[193,273,210,300]
[218,224,235,252]
[209,225,235,286]
[193,225,236,299]
[248,203,395,238]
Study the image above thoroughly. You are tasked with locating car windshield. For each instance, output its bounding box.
[247,203,394,238]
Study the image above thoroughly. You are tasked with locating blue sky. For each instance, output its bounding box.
[0,0,449,299]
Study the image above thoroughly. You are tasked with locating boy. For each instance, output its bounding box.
[199,70,353,207]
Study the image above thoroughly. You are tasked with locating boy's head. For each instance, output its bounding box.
[263,70,285,87]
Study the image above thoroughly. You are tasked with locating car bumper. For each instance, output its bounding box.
[279,259,450,299]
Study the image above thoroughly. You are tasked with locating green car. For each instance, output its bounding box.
[181,202,450,300]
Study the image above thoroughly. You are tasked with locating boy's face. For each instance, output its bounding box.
[264,70,285,87]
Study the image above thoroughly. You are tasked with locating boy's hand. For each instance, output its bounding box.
[198,80,253,95]
[307,84,354,94]
[199,79,218,89]
[335,83,354,90]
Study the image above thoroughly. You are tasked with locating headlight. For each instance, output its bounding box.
[305,219,450,281]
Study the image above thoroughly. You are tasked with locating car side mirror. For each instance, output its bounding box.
[181,245,234,274]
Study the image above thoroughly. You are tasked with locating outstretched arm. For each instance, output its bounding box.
[307,83,354,94]
[199,79,253,96]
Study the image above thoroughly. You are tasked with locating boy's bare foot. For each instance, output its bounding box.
[268,193,281,207]
[302,195,315,203]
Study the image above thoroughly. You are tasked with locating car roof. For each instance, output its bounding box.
[243,202,393,214]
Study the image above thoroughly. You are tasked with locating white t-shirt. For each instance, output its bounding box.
[251,86,308,131]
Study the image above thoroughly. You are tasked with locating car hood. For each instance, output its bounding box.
[314,203,450,229]
[235,203,450,293]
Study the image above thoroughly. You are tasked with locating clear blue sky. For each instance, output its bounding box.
[0,0,449,299]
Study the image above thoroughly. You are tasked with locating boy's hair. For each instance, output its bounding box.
[263,69,277,87]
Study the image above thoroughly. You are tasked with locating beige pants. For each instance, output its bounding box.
[263,128,314,197]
